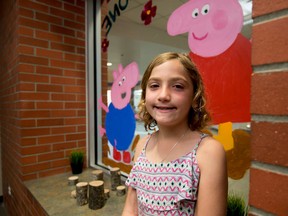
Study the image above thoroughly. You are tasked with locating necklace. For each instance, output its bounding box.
[157,128,190,163]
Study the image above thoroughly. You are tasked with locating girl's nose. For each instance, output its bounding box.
[158,87,171,101]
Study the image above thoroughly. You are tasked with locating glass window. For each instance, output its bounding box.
[88,0,252,205]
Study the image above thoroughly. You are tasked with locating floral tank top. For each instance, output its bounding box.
[125,133,208,216]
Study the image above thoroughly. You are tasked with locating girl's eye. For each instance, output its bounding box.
[201,4,210,15]
[148,83,159,89]
[118,81,122,86]
[122,76,126,82]
[192,8,199,18]
[173,84,184,90]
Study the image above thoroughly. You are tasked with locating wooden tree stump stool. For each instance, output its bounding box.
[76,182,88,206]
[68,176,79,186]
[88,180,105,210]
[104,188,110,200]
[116,185,126,196]
[91,169,103,180]
[110,167,121,191]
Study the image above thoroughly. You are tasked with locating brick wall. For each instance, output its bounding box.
[249,0,288,215]
[0,0,86,215]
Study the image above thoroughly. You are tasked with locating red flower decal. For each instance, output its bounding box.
[102,38,109,52]
[141,0,157,25]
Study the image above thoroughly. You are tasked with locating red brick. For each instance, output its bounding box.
[64,69,85,78]
[19,110,50,118]
[64,19,85,31]
[251,72,288,115]
[19,119,36,127]
[50,24,75,36]
[21,128,50,137]
[19,92,50,101]
[19,73,49,83]
[36,48,63,59]
[50,7,75,20]
[65,102,85,109]
[76,0,85,8]
[36,101,64,109]
[51,93,76,101]
[51,76,76,85]
[19,7,34,18]
[52,141,77,151]
[77,110,86,117]
[36,0,63,8]
[64,36,85,46]
[51,42,75,53]
[17,45,34,55]
[38,151,64,162]
[19,54,49,66]
[76,78,86,86]
[37,119,65,127]
[253,0,288,17]
[64,53,85,62]
[20,156,37,165]
[64,3,84,15]
[50,110,77,117]
[18,26,34,36]
[66,132,85,141]
[64,85,85,93]
[51,158,69,168]
[18,17,49,31]
[17,63,35,73]
[21,145,51,155]
[19,0,49,13]
[251,121,288,167]
[65,118,86,125]
[51,126,77,135]
[35,30,63,42]
[249,168,288,215]
[19,36,49,48]
[16,83,35,91]
[252,17,288,65]
[36,66,63,76]
[36,84,63,92]
[50,59,76,69]
[35,12,62,25]
[22,162,51,174]
[20,138,37,146]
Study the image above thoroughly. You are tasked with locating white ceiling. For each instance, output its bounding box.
[107,0,253,80]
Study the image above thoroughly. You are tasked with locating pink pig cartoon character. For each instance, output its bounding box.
[98,62,140,164]
[167,0,252,124]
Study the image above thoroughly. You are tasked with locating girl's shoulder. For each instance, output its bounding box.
[133,134,152,162]
[197,135,226,169]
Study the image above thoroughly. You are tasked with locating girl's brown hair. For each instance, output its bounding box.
[138,52,211,131]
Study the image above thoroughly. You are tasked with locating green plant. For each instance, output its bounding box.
[69,150,84,165]
[227,192,248,216]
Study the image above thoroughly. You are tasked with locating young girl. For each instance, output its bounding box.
[122,52,227,216]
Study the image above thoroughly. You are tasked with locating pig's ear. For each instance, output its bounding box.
[167,3,192,36]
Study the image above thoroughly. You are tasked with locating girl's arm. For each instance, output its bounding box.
[195,137,228,216]
[122,186,138,216]
[122,136,148,216]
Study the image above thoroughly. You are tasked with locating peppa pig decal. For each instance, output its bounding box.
[167,0,252,180]
[167,0,252,124]
[98,62,140,164]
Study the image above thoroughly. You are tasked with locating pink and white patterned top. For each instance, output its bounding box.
[126,133,208,216]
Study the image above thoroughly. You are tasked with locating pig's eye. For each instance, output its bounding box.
[201,4,210,15]
[192,8,199,18]
[122,76,126,82]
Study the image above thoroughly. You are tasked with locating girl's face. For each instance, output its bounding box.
[145,59,194,128]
